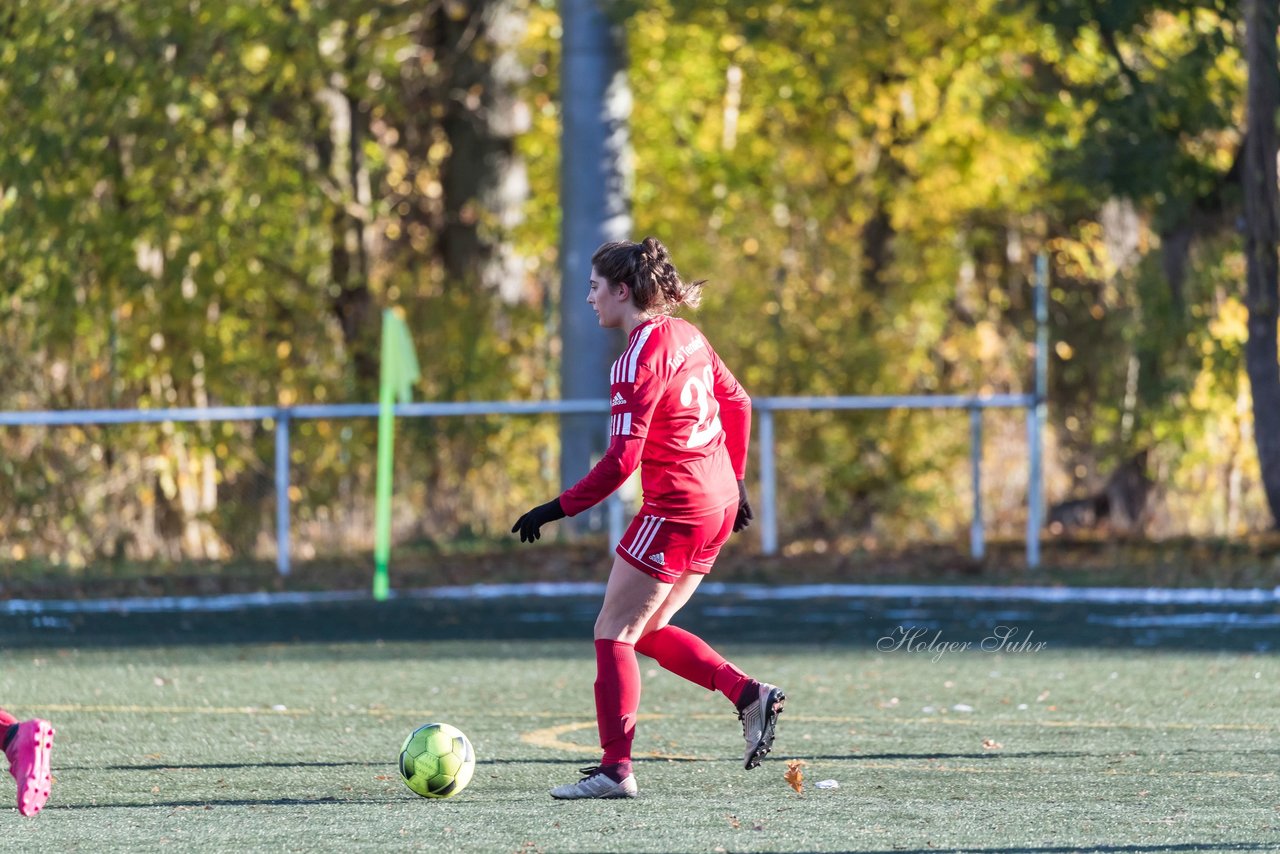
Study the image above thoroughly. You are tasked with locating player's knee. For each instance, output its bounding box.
[640,614,671,638]
[594,610,645,644]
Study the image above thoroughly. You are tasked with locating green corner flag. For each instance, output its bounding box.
[373,308,420,601]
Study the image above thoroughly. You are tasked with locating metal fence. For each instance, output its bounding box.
[1,252,1050,578]
[0,390,1045,574]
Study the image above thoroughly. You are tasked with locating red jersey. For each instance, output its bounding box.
[560,315,751,518]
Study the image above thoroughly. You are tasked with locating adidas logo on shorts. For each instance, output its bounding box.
[611,392,627,407]
[648,552,665,566]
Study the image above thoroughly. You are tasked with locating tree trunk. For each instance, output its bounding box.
[317,76,377,386]
[427,0,529,299]
[1242,0,1280,528]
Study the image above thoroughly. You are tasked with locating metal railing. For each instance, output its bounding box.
[0,391,1044,574]
[0,258,1050,577]
[753,393,1039,560]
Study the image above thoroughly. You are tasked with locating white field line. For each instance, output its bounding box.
[1,580,1278,616]
[1087,612,1280,629]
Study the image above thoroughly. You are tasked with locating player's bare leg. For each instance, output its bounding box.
[1,708,55,816]
[595,555,674,646]
[639,569,703,635]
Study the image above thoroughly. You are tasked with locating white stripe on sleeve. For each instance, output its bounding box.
[612,333,639,384]
[622,323,656,383]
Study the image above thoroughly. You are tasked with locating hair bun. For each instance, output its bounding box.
[641,236,670,267]
[591,237,703,314]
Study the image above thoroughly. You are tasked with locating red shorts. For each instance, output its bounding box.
[615,503,737,582]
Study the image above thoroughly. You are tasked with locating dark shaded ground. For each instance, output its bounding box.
[2,584,1277,653]
[3,535,1278,655]
[3,535,1280,602]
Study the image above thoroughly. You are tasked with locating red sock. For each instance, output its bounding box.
[0,709,16,728]
[635,626,752,704]
[594,639,641,767]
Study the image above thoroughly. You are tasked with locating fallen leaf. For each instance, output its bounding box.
[784,760,805,794]
[374,775,392,781]
[982,739,1003,750]
[725,814,741,830]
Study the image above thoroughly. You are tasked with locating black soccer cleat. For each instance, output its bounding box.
[737,682,785,770]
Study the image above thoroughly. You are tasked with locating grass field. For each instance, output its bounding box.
[2,591,1278,852]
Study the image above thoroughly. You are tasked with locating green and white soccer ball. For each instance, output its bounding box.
[398,723,476,799]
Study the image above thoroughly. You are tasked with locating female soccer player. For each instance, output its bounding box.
[1,708,54,816]
[512,237,784,800]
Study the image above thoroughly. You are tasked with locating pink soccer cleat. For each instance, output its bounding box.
[5,719,54,816]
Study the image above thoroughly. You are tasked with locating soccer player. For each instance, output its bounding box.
[1,709,54,816]
[512,237,785,800]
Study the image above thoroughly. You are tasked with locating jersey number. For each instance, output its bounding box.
[680,366,722,448]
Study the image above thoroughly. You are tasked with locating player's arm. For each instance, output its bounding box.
[512,363,662,541]
[510,432,645,542]
[711,350,751,480]
[559,362,663,516]
[556,433,645,517]
[710,350,754,531]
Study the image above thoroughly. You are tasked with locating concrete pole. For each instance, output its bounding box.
[559,0,632,532]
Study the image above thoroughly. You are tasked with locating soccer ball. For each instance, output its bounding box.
[398,722,476,799]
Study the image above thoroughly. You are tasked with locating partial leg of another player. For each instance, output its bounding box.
[550,557,673,800]
[1,707,55,817]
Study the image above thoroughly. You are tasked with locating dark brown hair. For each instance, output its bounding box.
[591,237,705,314]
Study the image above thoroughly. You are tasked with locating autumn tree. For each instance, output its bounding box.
[1241,0,1280,527]
[1016,0,1278,528]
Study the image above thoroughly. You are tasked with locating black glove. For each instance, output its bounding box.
[733,479,754,533]
[511,498,567,543]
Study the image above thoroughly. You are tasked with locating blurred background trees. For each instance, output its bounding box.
[0,0,1273,570]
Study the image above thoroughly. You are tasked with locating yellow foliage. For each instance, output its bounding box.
[241,43,272,75]
[1208,298,1249,346]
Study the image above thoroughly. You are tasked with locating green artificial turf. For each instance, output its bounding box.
[2,633,1277,852]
